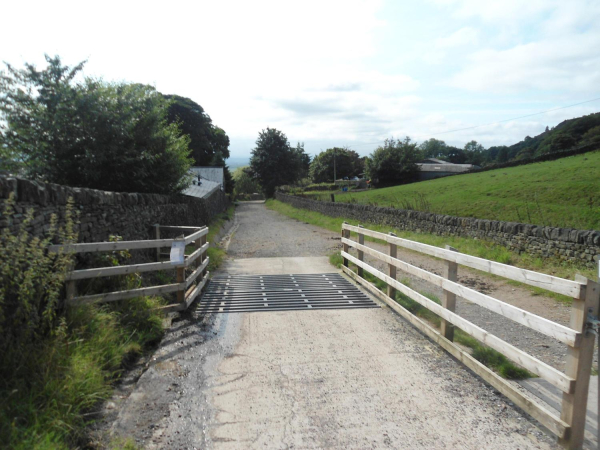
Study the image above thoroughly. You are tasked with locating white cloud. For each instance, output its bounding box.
[436,27,478,48]
[448,31,600,93]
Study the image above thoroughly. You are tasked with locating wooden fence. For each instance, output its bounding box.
[49,225,210,313]
[340,222,599,450]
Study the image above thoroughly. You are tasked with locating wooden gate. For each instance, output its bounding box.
[50,225,210,312]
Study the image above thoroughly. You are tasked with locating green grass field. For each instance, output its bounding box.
[309,150,600,230]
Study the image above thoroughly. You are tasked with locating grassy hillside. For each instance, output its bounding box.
[309,150,600,230]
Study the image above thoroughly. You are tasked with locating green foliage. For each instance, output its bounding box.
[0,195,166,447]
[309,147,363,183]
[233,166,261,198]
[210,151,235,195]
[163,94,231,166]
[250,128,308,197]
[365,137,420,187]
[0,194,76,358]
[508,112,600,159]
[471,346,531,379]
[318,150,600,230]
[292,142,311,180]
[328,251,344,268]
[0,55,192,194]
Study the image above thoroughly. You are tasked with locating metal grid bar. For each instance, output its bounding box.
[200,273,379,313]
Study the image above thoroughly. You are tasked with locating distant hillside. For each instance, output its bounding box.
[309,150,600,230]
[491,112,600,162]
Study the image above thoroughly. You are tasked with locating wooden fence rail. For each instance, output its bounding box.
[50,225,210,313]
[340,222,599,449]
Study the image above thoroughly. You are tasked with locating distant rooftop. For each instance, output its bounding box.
[190,167,224,186]
[183,167,224,199]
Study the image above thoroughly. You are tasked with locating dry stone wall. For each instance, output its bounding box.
[0,177,228,243]
[276,192,600,267]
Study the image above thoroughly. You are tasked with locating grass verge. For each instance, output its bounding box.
[1,296,166,449]
[330,253,532,380]
[269,199,594,303]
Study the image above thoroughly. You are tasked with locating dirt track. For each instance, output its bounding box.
[105,202,560,449]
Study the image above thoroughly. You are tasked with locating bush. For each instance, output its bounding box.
[0,55,192,194]
[365,137,420,187]
[0,196,166,447]
[0,194,76,359]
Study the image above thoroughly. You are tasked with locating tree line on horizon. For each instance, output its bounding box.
[2,55,598,198]
[239,111,600,195]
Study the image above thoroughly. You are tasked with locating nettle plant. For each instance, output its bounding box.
[0,194,77,356]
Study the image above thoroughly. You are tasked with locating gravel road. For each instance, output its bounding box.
[104,202,567,449]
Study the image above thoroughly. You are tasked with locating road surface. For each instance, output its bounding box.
[107,202,558,449]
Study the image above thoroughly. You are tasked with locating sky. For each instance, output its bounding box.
[1,0,599,160]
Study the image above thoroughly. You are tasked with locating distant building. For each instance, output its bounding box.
[183,166,225,199]
[416,158,479,181]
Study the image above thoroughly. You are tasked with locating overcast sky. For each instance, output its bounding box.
[2,0,599,159]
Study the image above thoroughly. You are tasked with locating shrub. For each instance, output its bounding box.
[0,193,76,361]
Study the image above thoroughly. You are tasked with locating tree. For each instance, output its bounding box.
[365,137,420,187]
[445,146,466,164]
[463,140,486,165]
[547,133,577,153]
[250,128,303,197]
[581,125,600,146]
[163,95,230,166]
[233,166,261,198]
[210,151,234,195]
[418,139,448,159]
[292,142,311,180]
[0,55,192,194]
[309,147,363,183]
[495,146,510,163]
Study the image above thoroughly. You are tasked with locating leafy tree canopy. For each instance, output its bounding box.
[209,151,235,195]
[365,137,420,187]
[250,128,307,197]
[309,147,363,183]
[162,95,230,166]
[419,139,448,159]
[233,166,261,198]
[0,55,192,194]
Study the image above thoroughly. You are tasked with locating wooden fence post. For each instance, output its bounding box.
[357,225,365,277]
[560,275,600,449]
[342,222,349,267]
[200,234,208,277]
[440,245,458,342]
[177,265,186,305]
[387,232,397,299]
[154,224,161,262]
[66,280,77,305]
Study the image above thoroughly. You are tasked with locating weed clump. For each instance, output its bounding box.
[0,195,166,448]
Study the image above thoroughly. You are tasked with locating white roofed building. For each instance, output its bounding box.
[183,167,225,199]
